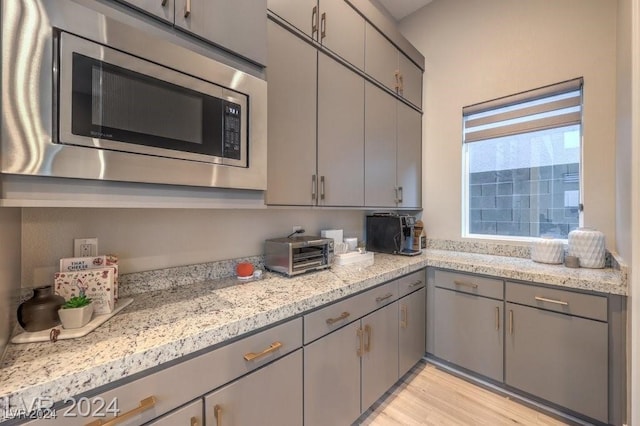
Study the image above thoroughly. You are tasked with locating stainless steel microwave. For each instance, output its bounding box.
[1,0,267,190]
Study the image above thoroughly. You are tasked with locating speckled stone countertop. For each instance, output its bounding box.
[0,249,626,420]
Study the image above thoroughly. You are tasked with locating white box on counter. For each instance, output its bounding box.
[59,255,119,299]
[54,268,115,314]
[334,251,374,267]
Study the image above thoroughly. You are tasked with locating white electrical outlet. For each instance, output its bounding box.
[292,225,303,233]
[74,238,98,257]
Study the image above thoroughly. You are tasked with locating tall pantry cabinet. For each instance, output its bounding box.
[266,0,424,208]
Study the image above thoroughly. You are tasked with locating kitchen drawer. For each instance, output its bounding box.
[434,269,503,300]
[506,282,607,322]
[38,318,302,425]
[147,398,203,426]
[304,280,398,344]
[397,270,425,298]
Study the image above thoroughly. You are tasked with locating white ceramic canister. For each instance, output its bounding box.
[530,237,564,264]
[568,227,606,268]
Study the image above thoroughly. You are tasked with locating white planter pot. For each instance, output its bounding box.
[568,227,606,268]
[531,237,564,264]
[58,303,94,329]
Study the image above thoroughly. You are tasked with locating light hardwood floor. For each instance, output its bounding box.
[357,362,571,426]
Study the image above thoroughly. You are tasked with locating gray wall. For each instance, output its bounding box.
[0,208,22,358]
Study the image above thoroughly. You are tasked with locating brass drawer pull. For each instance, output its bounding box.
[357,327,364,357]
[243,341,282,361]
[191,416,199,426]
[326,311,350,325]
[86,396,156,426]
[509,310,514,335]
[535,296,569,306]
[495,306,500,331]
[364,324,372,353]
[214,405,222,426]
[400,305,408,329]
[409,280,423,288]
[375,293,393,302]
[454,280,478,289]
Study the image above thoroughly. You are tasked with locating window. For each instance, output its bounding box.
[462,78,583,240]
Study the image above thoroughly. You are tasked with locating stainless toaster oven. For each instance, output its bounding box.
[265,236,333,277]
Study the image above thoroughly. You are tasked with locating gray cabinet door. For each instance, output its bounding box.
[361,302,399,412]
[434,288,503,382]
[365,82,397,207]
[204,350,303,426]
[304,321,361,426]
[268,0,318,38]
[118,0,174,22]
[147,399,203,426]
[364,22,398,92]
[317,53,364,206]
[396,102,422,209]
[318,0,365,70]
[174,0,267,65]
[399,288,426,377]
[505,303,608,423]
[266,21,318,205]
[398,53,422,108]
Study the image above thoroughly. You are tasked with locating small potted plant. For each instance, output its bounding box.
[58,294,93,329]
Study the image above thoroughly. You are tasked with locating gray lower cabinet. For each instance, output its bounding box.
[146,399,203,426]
[361,302,399,411]
[304,321,362,426]
[204,350,303,426]
[505,290,608,423]
[399,287,426,377]
[434,287,503,381]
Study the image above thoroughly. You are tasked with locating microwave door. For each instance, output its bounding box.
[57,32,247,168]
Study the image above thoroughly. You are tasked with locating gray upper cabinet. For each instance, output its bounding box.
[396,101,422,208]
[365,22,398,92]
[268,0,365,70]
[317,53,365,206]
[267,0,318,38]
[116,0,174,22]
[398,53,423,108]
[365,83,422,208]
[174,0,267,65]
[365,82,397,207]
[266,21,317,206]
[318,0,365,70]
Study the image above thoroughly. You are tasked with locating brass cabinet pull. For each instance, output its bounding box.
[311,6,318,39]
[85,396,156,426]
[243,341,282,361]
[454,280,478,289]
[394,187,399,203]
[364,324,372,353]
[161,0,167,6]
[409,280,423,288]
[311,174,317,200]
[320,176,325,200]
[495,306,500,331]
[357,327,364,357]
[320,12,326,40]
[509,310,514,335]
[214,405,222,426]
[398,186,403,203]
[190,416,199,426]
[398,73,404,96]
[394,70,400,92]
[184,0,191,18]
[326,311,350,325]
[375,293,393,303]
[400,305,408,329]
[534,296,569,306]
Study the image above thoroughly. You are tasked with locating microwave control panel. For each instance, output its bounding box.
[223,102,242,160]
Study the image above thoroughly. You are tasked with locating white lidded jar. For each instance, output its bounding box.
[530,237,564,264]
[568,227,606,268]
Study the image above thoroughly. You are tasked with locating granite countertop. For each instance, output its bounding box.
[0,249,626,420]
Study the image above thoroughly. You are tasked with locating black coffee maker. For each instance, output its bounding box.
[365,214,422,256]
